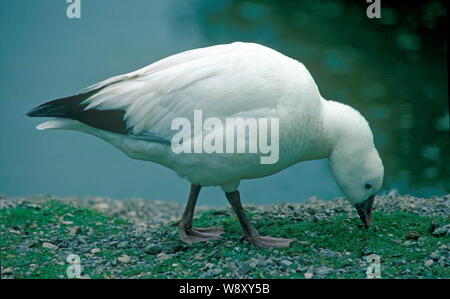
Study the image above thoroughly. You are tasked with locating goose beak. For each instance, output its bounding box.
[354,195,375,228]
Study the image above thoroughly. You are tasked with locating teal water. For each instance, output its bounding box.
[0,0,448,205]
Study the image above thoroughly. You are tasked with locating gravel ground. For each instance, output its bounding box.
[1,191,449,279]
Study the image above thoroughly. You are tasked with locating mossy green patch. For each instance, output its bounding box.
[1,200,128,279]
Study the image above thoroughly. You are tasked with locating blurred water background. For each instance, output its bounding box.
[0,0,448,205]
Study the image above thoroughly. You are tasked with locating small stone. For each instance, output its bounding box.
[406,231,419,240]
[298,241,310,245]
[315,266,333,276]
[59,220,74,225]
[91,248,101,254]
[194,253,206,261]
[3,267,13,274]
[237,263,252,275]
[93,203,109,211]
[424,259,433,267]
[157,253,170,261]
[432,224,450,237]
[210,268,223,276]
[136,271,152,278]
[430,252,440,260]
[280,259,293,268]
[320,249,336,258]
[145,244,163,255]
[429,220,440,233]
[306,207,316,215]
[248,258,260,268]
[304,272,313,279]
[117,254,130,264]
[69,226,80,235]
[59,213,74,225]
[42,242,58,250]
[117,241,129,249]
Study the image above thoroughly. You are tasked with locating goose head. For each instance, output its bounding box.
[324,100,384,228]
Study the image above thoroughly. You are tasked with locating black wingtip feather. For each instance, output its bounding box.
[27,104,67,117]
[26,88,129,135]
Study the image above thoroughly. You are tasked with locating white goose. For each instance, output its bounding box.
[28,42,383,247]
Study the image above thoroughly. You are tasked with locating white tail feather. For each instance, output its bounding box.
[36,119,83,131]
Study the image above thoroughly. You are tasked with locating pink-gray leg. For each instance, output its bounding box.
[174,184,224,244]
[225,190,296,248]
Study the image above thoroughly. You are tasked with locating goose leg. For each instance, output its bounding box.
[225,190,296,248]
[174,184,224,244]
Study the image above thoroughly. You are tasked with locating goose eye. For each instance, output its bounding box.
[365,183,372,189]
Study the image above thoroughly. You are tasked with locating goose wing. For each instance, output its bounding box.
[29,43,313,142]
[82,42,304,139]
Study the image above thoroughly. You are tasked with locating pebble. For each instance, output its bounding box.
[225,241,234,248]
[432,224,450,236]
[248,258,260,268]
[315,266,333,276]
[194,253,206,261]
[429,220,439,232]
[93,203,109,211]
[42,242,58,250]
[424,259,434,267]
[280,259,293,268]
[69,226,80,235]
[320,249,336,258]
[210,269,223,276]
[145,244,163,255]
[117,254,131,264]
[91,248,101,254]
[117,241,129,249]
[237,263,252,275]
[3,267,13,275]
[157,253,170,262]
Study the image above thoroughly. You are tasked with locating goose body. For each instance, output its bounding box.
[32,42,330,190]
[28,42,384,247]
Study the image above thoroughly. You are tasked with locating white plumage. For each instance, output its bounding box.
[29,42,384,246]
